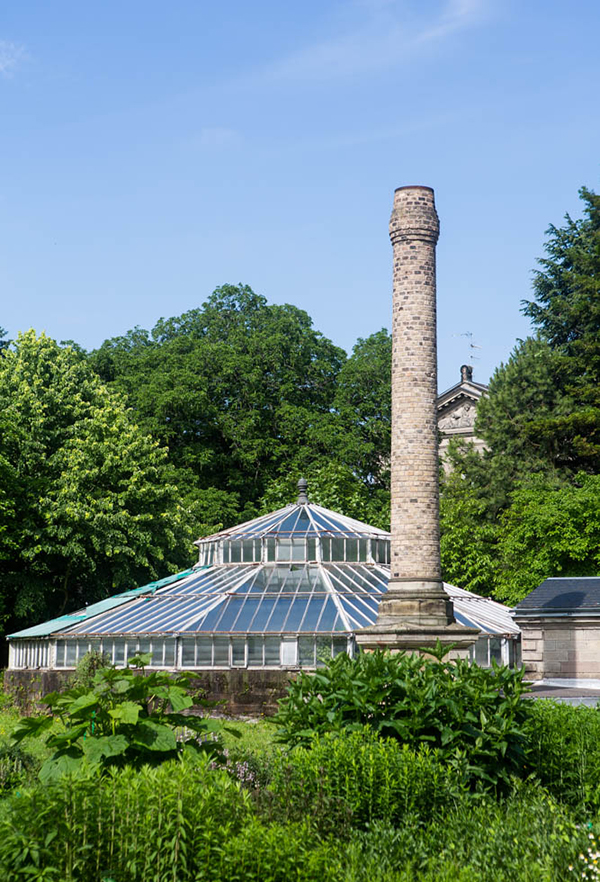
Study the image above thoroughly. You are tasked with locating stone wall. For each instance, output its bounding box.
[520,619,600,680]
[3,668,297,716]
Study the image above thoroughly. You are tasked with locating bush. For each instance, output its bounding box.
[0,757,251,881]
[344,782,587,882]
[267,728,464,831]
[274,648,530,792]
[11,653,236,781]
[527,699,600,810]
[0,739,40,792]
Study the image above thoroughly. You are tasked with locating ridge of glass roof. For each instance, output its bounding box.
[194,501,389,546]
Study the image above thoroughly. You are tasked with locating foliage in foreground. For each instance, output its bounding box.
[0,757,590,882]
[11,655,234,781]
[274,649,530,792]
[527,699,600,811]
[266,728,465,831]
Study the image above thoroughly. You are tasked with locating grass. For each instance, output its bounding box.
[220,717,279,754]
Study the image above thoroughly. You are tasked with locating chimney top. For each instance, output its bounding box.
[460,364,473,383]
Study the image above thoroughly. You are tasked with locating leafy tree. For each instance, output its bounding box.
[0,326,9,354]
[441,187,600,600]
[333,330,391,489]
[440,455,500,595]
[495,473,600,605]
[258,462,390,530]
[521,187,600,471]
[0,331,196,635]
[91,285,346,523]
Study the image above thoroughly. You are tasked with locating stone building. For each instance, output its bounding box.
[437,364,488,460]
[514,577,600,682]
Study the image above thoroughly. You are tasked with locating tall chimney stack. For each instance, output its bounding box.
[357,186,477,654]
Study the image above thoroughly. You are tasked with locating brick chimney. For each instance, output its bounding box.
[357,186,478,654]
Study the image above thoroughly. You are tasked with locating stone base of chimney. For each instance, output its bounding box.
[355,622,479,660]
[376,579,455,628]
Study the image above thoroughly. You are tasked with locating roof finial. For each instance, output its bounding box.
[297,477,309,505]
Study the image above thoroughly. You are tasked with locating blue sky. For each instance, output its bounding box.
[1,0,599,390]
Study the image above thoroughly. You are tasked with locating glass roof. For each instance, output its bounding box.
[9,483,518,641]
[195,500,389,546]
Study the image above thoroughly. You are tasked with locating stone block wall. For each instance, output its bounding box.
[3,668,297,716]
[520,619,600,680]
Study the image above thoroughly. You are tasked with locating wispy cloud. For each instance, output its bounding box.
[257,0,491,84]
[0,40,26,77]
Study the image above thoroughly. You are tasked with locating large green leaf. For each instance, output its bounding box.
[82,734,129,763]
[132,720,177,752]
[108,701,141,725]
[39,749,83,783]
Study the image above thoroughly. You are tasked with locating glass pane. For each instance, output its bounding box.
[316,637,331,668]
[232,597,261,631]
[291,539,305,561]
[277,539,292,561]
[302,597,326,631]
[266,537,275,562]
[332,638,347,657]
[113,639,125,666]
[264,637,280,666]
[213,637,229,666]
[66,642,77,667]
[298,637,315,667]
[490,638,503,666]
[281,640,297,666]
[138,639,151,657]
[250,597,277,630]
[358,539,368,562]
[307,537,316,560]
[231,640,246,666]
[222,544,230,564]
[197,638,212,666]
[284,597,309,631]
[264,598,289,631]
[230,541,242,564]
[331,538,345,561]
[475,638,489,667]
[56,641,65,666]
[248,637,263,667]
[242,540,254,562]
[213,599,244,631]
[321,538,331,561]
[181,638,196,667]
[346,539,358,562]
[317,598,338,631]
[164,640,176,666]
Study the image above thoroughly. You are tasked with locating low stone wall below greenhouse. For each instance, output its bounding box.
[3,668,297,716]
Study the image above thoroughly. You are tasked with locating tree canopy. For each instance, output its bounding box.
[440,187,600,602]
[0,331,196,635]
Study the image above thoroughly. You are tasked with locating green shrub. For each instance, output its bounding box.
[0,757,252,881]
[527,699,600,810]
[267,728,464,831]
[344,782,587,882]
[274,648,530,792]
[11,654,237,781]
[0,739,40,792]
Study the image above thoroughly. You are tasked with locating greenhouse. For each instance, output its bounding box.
[7,481,520,672]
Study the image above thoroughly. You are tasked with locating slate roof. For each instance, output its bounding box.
[514,577,600,615]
